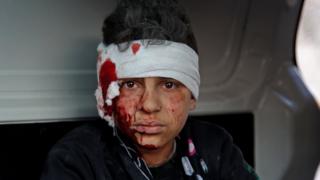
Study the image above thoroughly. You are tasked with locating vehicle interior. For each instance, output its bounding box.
[0,0,319,179]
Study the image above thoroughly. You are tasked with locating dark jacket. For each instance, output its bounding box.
[41,119,258,180]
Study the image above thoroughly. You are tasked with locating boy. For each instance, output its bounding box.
[41,0,258,179]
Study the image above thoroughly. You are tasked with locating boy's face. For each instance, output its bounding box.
[115,77,196,150]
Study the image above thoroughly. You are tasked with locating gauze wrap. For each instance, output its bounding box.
[95,40,200,126]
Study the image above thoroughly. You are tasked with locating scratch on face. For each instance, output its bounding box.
[166,93,186,125]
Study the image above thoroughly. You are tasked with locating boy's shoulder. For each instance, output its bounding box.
[50,120,113,154]
[188,118,232,143]
[187,119,259,180]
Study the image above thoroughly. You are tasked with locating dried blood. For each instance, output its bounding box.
[115,101,136,139]
[131,43,141,55]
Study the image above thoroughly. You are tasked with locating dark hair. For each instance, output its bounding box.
[102,0,198,53]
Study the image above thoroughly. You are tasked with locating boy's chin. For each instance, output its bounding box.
[137,143,159,150]
[134,136,162,150]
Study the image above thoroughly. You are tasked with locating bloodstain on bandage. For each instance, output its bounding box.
[131,43,141,55]
[99,59,117,116]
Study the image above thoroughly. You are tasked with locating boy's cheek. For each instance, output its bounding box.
[114,95,142,136]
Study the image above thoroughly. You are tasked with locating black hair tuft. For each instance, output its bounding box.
[102,0,198,53]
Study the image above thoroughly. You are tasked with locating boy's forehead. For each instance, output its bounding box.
[119,77,180,82]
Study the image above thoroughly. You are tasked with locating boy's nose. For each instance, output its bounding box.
[139,90,161,113]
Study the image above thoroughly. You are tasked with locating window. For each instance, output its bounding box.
[296,0,320,107]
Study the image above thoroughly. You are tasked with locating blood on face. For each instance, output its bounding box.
[114,77,195,150]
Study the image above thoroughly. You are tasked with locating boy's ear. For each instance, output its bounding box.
[189,98,196,111]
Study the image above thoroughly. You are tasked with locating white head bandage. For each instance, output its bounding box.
[95,40,200,126]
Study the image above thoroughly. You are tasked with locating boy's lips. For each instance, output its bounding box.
[131,121,165,134]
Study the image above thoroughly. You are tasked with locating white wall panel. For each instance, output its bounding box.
[0,0,116,123]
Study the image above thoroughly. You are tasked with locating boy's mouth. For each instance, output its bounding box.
[131,121,165,134]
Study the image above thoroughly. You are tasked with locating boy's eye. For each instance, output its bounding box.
[121,81,136,88]
[164,81,176,89]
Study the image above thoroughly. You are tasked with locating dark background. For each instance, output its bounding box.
[0,113,254,180]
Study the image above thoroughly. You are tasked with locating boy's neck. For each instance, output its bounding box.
[137,140,176,167]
